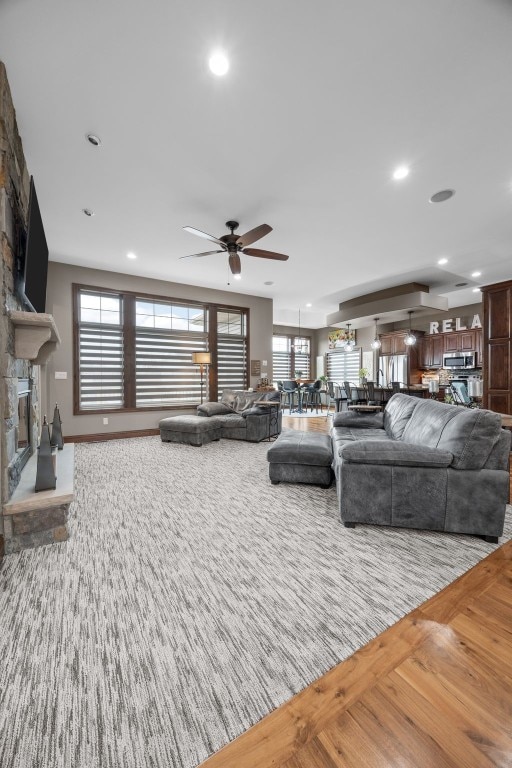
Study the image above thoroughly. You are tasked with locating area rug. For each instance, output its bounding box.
[0,436,510,768]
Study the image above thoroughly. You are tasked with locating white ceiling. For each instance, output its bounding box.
[1,0,511,328]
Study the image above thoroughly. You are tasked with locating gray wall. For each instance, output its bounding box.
[45,262,274,438]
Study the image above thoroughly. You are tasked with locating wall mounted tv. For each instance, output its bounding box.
[19,177,49,314]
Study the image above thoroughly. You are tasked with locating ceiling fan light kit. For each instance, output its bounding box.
[182,220,289,276]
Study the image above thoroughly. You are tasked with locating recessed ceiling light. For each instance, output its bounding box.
[126,252,137,260]
[393,165,409,180]
[472,288,481,293]
[86,134,101,147]
[429,189,455,203]
[471,271,481,277]
[209,51,229,76]
[438,257,448,265]
[82,208,95,217]
[306,303,312,308]
[233,274,241,280]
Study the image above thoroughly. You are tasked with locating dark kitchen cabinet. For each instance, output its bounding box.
[418,334,446,368]
[481,280,512,414]
[379,331,422,356]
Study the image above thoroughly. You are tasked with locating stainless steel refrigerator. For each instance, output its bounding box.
[380,355,409,387]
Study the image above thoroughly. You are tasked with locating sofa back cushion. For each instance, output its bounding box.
[401,398,503,470]
[384,394,419,440]
[220,389,279,413]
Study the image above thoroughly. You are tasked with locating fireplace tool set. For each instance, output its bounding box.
[35,404,63,492]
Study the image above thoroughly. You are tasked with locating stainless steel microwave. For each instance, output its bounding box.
[443,351,477,369]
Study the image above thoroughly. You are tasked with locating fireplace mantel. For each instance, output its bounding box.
[9,311,61,364]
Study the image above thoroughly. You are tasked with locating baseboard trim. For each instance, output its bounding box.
[64,428,159,444]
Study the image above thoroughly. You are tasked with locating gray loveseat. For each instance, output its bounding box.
[197,389,282,442]
[332,393,511,542]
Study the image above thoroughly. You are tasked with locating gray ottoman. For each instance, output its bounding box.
[159,415,222,446]
[267,431,333,487]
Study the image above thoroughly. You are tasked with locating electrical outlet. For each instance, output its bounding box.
[103,417,109,425]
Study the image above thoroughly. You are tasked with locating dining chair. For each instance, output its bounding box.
[282,380,298,412]
[324,380,338,419]
[391,381,401,395]
[365,381,378,406]
[344,380,362,406]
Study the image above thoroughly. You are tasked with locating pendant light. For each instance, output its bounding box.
[371,317,381,350]
[292,308,307,354]
[404,310,416,346]
[344,322,355,351]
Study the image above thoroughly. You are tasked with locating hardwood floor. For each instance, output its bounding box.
[201,413,512,767]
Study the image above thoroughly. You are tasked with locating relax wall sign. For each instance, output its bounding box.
[429,315,482,334]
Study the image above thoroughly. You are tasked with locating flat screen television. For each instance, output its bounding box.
[19,177,49,313]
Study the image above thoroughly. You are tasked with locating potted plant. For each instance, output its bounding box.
[359,367,369,384]
[294,370,303,380]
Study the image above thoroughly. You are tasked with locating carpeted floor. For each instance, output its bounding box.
[1,436,510,768]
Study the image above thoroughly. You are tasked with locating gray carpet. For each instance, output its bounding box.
[1,436,510,768]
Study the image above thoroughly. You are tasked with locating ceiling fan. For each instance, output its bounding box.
[181,220,289,275]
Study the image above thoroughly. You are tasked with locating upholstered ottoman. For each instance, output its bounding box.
[159,415,222,446]
[267,431,333,487]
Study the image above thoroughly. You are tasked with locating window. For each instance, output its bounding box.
[77,291,124,410]
[74,286,248,413]
[272,334,311,381]
[217,310,248,394]
[135,299,207,407]
[326,348,361,385]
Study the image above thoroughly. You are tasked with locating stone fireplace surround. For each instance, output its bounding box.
[1,61,71,555]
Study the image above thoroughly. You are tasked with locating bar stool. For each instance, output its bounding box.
[282,380,298,412]
[304,379,322,413]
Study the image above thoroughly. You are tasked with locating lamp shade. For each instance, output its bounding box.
[192,352,211,365]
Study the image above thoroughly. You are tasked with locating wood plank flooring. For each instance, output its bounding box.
[200,413,512,768]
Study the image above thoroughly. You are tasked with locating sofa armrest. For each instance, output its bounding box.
[332,411,384,429]
[197,402,233,416]
[341,440,453,468]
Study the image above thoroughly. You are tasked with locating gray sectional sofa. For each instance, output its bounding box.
[196,389,282,442]
[332,394,511,542]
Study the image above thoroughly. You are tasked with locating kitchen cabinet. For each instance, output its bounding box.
[379,331,423,356]
[418,330,482,368]
[443,329,480,353]
[481,280,512,414]
[419,335,444,368]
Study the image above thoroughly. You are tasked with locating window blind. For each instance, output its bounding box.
[326,349,361,387]
[135,329,207,406]
[78,324,124,409]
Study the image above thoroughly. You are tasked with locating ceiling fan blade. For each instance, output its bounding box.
[236,223,272,247]
[183,226,226,247]
[229,253,241,275]
[243,247,289,261]
[179,250,225,260]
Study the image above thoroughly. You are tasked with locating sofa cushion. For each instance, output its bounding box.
[384,394,419,440]
[219,389,274,413]
[436,407,504,470]
[208,413,246,429]
[340,440,453,468]
[197,402,233,416]
[401,398,503,470]
[332,411,384,429]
